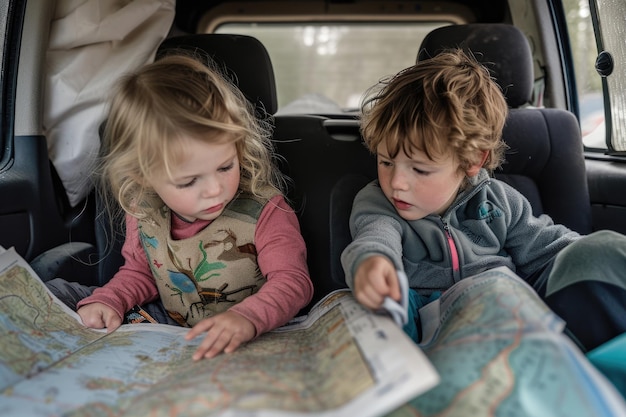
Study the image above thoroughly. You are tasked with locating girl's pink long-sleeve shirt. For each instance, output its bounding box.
[77,195,314,335]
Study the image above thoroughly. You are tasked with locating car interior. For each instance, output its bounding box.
[3,0,626,311]
[3,0,626,413]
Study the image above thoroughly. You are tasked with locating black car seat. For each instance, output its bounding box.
[272,116,376,294]
[417,23,592,233]
[158,34,278,117]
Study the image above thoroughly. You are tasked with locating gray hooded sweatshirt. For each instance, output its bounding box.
[341,169,581,295]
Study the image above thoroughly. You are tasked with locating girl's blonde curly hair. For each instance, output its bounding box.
[97,53,284,221]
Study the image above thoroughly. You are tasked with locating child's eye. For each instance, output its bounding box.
[413,167,430,175]
[176,178,197,189]
[378,160,392,167]
[218,163,235,173]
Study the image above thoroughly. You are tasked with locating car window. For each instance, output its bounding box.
[563,0,606,149]
[213,22,449,113]
[564,0,626,153]
[593,0,626,154]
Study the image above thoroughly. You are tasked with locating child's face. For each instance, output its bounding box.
[376,142,466,221]
[148,135,240,222]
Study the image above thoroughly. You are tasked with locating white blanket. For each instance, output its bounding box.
[44,0,175,206]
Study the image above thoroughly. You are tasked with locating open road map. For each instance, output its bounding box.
[0,246,437,417]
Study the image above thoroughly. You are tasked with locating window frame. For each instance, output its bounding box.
[0,0,26,171]
[589,0,626,156]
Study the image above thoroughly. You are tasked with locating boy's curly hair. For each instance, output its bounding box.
[360,48,508,173]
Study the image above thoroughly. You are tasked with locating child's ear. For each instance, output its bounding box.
[466,151,489,177]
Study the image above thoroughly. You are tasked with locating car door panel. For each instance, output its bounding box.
[0,135,95,260]
[586,159,626,234]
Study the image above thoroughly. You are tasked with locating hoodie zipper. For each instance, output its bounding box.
[439,174,492,276]
[442,221,460,272]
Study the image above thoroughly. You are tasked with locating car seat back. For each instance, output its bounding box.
[158,34,278,116]
[417,23,591,233]
[418,23,534,108]
[272,116,376,294]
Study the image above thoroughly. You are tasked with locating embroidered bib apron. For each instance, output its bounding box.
[138,190,276,326]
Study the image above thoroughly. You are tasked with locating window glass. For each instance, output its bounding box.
[563,0,606,149]
[595,0,626,153]
[214,22,447,113]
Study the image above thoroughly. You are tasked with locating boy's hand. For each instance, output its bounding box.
[77,302,123,332]
[185,311,256,360]
[353,255,401,310]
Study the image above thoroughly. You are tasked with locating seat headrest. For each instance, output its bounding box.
[157,34,278,115]
[417,24,533,107]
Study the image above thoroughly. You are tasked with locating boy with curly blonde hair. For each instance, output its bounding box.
[342,48,626,351]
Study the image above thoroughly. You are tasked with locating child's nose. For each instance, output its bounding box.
[390,168,409,190]
[201,179,221,198]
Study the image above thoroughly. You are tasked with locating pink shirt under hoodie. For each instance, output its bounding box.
[77,195,314,336]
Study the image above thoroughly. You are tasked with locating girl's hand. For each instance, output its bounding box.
[77,302,123,332]
[353,255,401,310]
[185,311,256,360]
